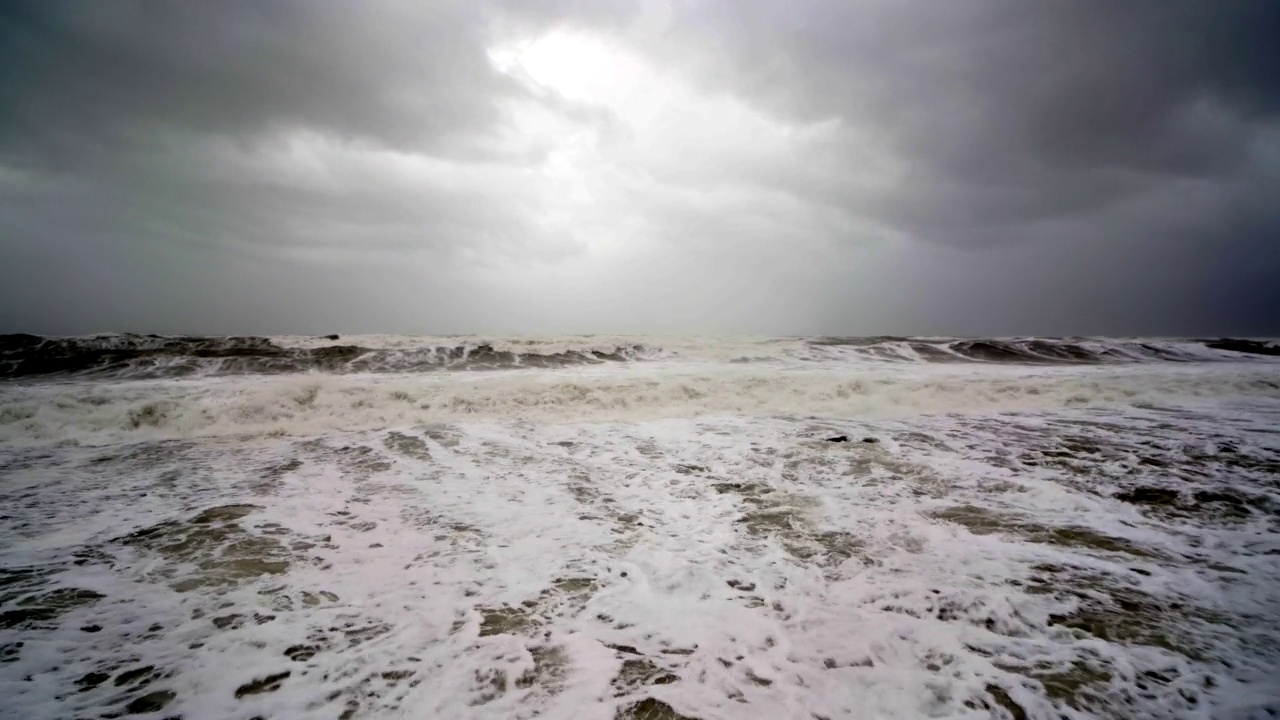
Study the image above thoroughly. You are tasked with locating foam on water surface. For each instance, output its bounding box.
[3,361,1280,446]
[2,393,1279,719]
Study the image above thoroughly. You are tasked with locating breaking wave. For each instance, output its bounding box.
[804,335,1280,363]
[0,334,653,379]
[1,333,1277,380]
[4,364,1279,446]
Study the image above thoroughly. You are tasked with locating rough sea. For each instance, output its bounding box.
[1,334,1278,720]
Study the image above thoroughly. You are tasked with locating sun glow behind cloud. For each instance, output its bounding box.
[490,30,654,114]
[471,24,909,331]
[486,27,892,248]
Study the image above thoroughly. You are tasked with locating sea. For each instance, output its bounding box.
[1,333,1278,720]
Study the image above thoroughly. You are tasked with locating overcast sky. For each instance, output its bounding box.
[2,0,1278,336]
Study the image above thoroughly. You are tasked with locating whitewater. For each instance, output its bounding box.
[1,334,1278,719]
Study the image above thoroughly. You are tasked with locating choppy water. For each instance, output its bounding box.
[1,335,1278,719]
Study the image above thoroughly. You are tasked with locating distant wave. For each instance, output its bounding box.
[805,336,1280,364]
[0,334,650,379]
[1,334,1276,380]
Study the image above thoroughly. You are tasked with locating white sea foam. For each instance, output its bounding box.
[1,338,1278,719]
[3,408,1279,719]
[1,362,1278,446]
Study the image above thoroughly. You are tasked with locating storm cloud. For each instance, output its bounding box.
[2,0,1277,335]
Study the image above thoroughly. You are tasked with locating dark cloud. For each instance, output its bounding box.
[674,0,1280,227]
[0,0,1276,335]
[661,0,1280,334]
[0,1,521,168]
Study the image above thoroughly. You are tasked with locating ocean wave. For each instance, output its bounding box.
[1,334,1277,380]
[804,336,1280,363]
[3,364,1278,446]
[0,334,653,379]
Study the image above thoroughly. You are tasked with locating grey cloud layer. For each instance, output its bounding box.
[1,0,1276,335]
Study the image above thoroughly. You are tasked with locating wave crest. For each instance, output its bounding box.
[805,336,1280,363]
[2,334,1276,380]
[0,334,651,379]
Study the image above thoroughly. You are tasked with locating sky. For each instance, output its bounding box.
[1,0,1278,337]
